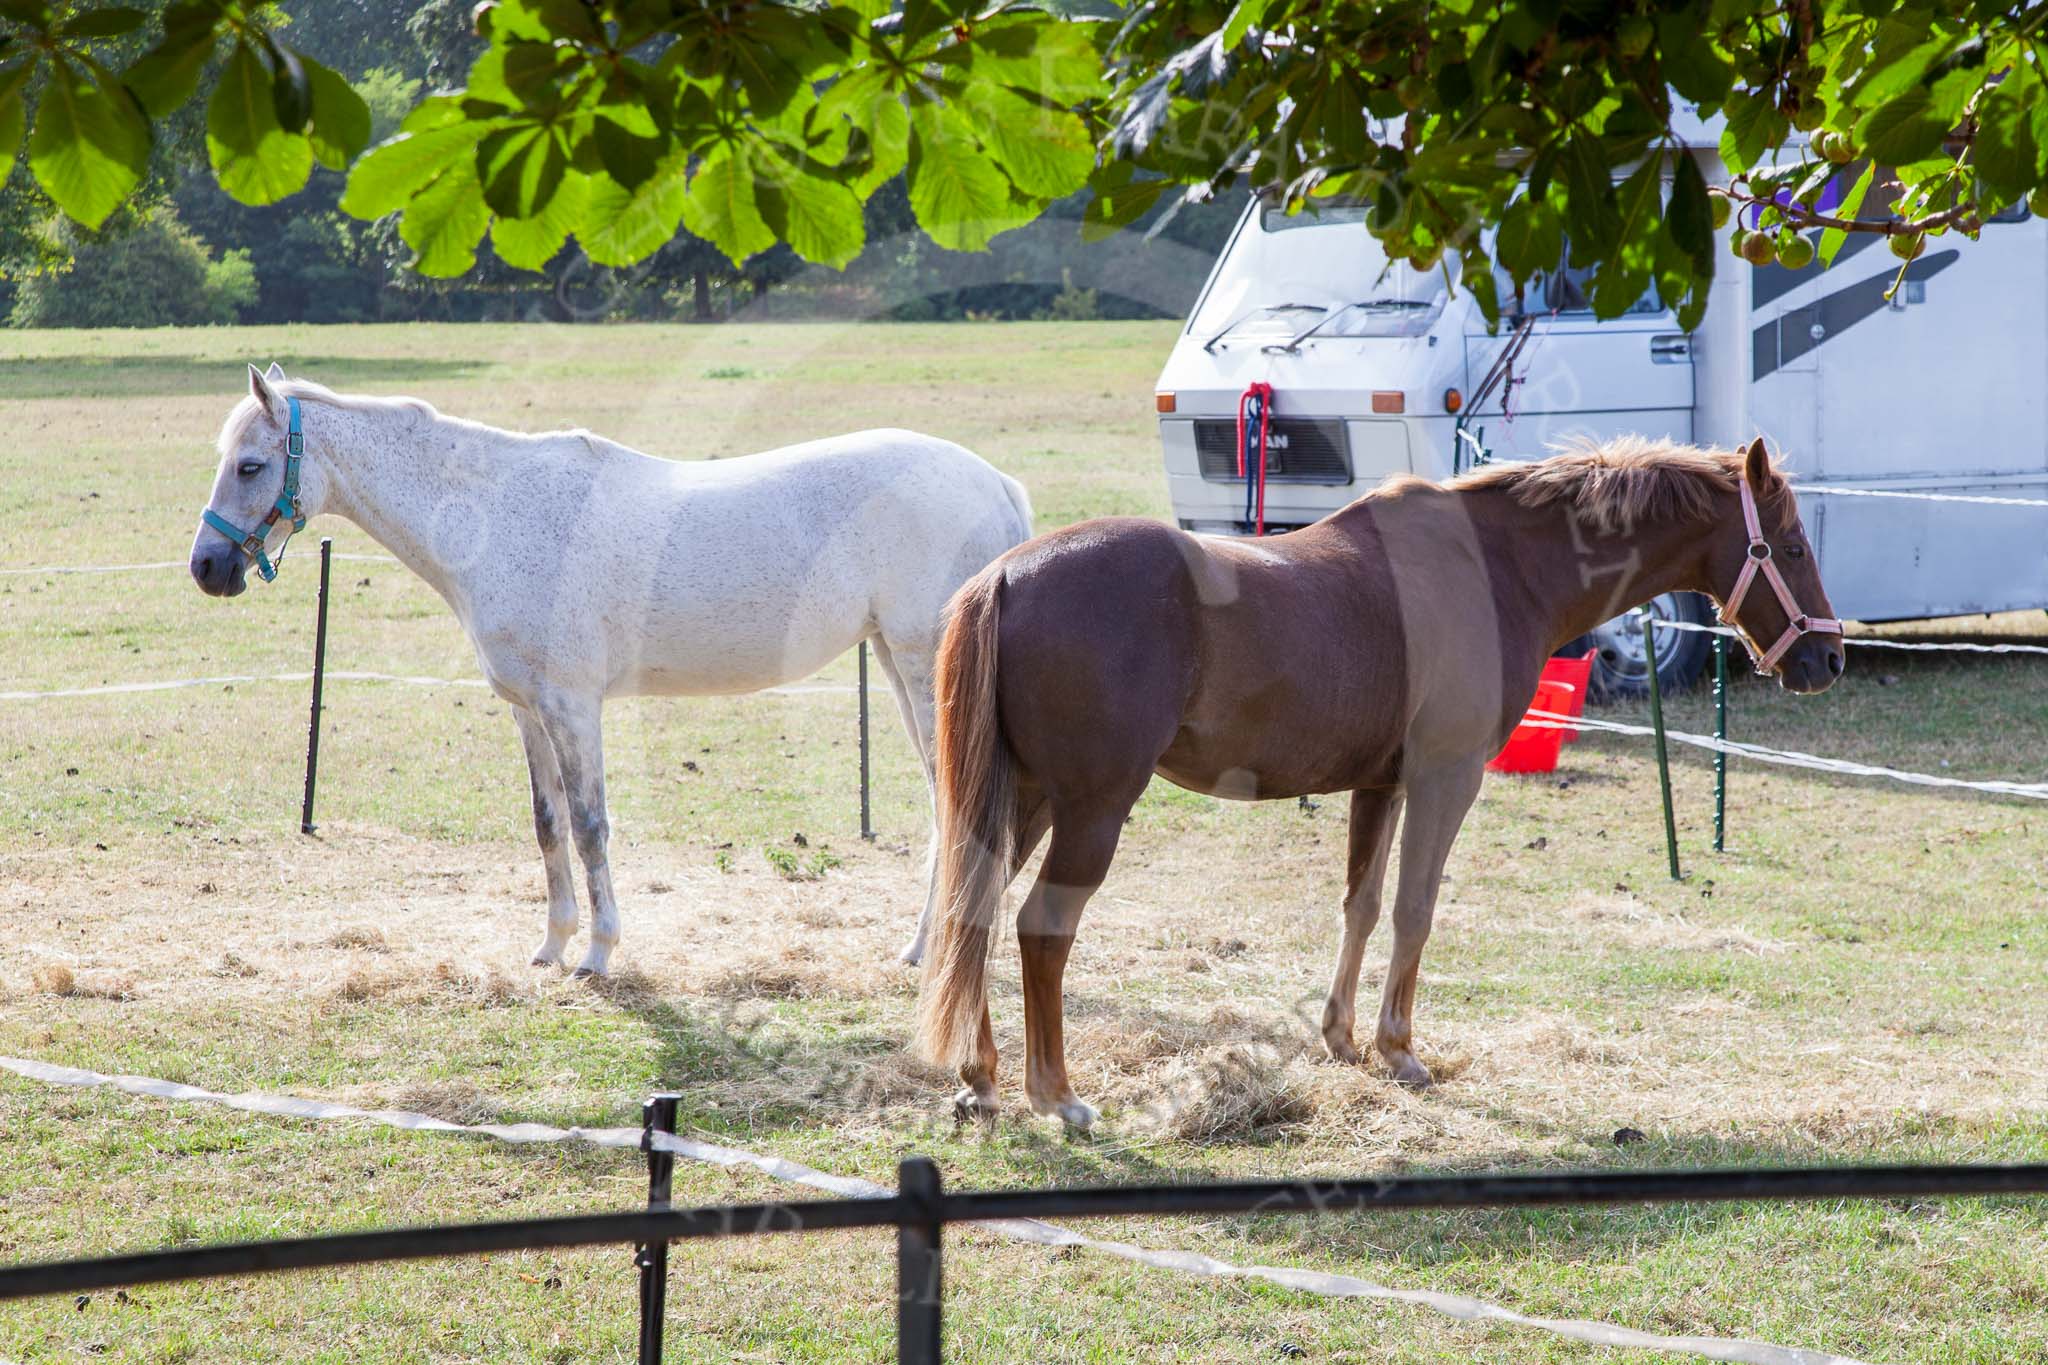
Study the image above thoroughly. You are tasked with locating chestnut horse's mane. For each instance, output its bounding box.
[1436,435,1795,535]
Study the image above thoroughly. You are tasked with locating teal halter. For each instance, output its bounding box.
[202,397,305,583]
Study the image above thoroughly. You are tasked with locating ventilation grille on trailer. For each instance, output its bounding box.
[1193,418,1353,484]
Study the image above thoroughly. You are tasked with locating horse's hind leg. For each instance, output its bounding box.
[1322,786,1403,1064]
[1374,760,1484,1087]
[535,690,622,978]
[514,706,580,967]
[867,635,943,966]
[1017,797,1131,1129]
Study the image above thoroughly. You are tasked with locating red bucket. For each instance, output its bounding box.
[1541,655,1593,741]
[1487,679,1577,774]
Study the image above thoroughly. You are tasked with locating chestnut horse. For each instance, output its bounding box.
[915,437,1844,1127]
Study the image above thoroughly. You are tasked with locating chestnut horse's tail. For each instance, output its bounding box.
[915,563,1015,1072]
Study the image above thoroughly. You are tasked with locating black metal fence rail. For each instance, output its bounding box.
[1,1094,2043,1364]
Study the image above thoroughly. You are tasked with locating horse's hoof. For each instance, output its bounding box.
[1027,1091,1097,1130]
[1387,1055,1434,1089]
[952,1086,997,1124]
[530,955,561,969]
[897,943,925,968]
[1323,1034,1363,1066]
[571,966,606,981]
[1054,1098,1098,1131]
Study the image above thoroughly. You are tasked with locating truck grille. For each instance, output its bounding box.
[1193,418,1352,484]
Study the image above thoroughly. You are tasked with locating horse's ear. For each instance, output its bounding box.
[264,361,287,382]
[1742,436,1772,489]
[247,363,289,427]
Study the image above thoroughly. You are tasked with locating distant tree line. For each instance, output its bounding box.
[0,1,1235,330]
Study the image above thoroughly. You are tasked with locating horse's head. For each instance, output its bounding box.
[1706,438,1845,694]
[191,363,322,596]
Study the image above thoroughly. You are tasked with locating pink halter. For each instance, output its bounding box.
[1719,476,1842,674]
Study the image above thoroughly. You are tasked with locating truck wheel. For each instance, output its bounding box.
[1573,592,1714,702]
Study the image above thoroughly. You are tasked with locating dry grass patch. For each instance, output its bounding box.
[29,963,136,1000]
[385,1078,508,1126]
[1142,1042,1317,1141]
[324,925,390,952]
[426,959,527,1007]
[330,963,405,1003]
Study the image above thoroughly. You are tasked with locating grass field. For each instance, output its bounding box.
[1,320,2046,1364]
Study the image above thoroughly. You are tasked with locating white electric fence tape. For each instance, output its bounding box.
[0,673,856,703]
[0,553,398,577]
[1794,485,2048,508]
[1650,617,2048,656]
[1525,709,2048,801]
[0,1055,1868,1365]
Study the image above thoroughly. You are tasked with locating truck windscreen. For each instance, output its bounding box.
[1192,204,1449,343]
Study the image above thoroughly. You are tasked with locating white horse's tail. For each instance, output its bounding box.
[996,470,1034,548]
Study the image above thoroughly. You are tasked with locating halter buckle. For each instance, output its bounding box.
[1747,541,1771,561]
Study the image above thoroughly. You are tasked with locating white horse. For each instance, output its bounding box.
[191,364,1032,977]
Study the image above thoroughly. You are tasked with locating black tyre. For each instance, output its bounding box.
[1567,591,1715,702]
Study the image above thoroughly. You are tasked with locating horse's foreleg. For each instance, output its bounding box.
[1322,786,1403,1065]
[1374,760,1484,1087]
[869,637,943,967]
[515,706,579,968]
[1016,802,1126,1130]
[537,692,621,978]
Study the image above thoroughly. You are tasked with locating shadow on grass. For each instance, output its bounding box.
[0,354,491,400]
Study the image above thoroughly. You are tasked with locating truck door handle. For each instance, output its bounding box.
[1650,334,1690,363]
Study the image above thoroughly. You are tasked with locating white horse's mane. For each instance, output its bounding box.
[216,379,440,457]
[217,376,618,460]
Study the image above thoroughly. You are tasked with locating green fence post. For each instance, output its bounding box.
[1641,611,1682,882]
[1712,632,1728,854]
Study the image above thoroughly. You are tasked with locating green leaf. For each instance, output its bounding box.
[1079,159,1166,242]
[682,143,775,264]
[1817,161,1874,266]
[492,167,587,271]
[961,84,1092,199]
[593,114,665,189]
[1558,134,1620,253]
[478,0,554,43]
[27,58,149,228]
[906,99,1016,250]
[477,122,566,218]
[755,149,864,267]
[1973,80,2042,204]
[340,120,489,219]
[1675,278,1709,333]
[400,155,490,276]
[207,42,312,204]
[0,88,22,189]
[1719,89,1785,175]
[535,0,604,43]
[1219,0,1269,51]
[967,17,1103,104]
[817,68,906,195]
[301,53,370,170]
[270,42,310,134]
[1856,88,1948,167]
[57,6,145,38]
[577,154,688,266]
[1496,194,1563,279]
[123,29,216,116]
[1657,16,1734,106]
[1665,152,1714,272]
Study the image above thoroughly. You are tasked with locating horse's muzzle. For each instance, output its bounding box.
[1778,635,1845,694]
[191,546,248,597]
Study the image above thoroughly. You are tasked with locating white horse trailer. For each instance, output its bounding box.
[1154,155,2048,694]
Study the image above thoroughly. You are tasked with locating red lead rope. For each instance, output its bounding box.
[1235,381,1273,536]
